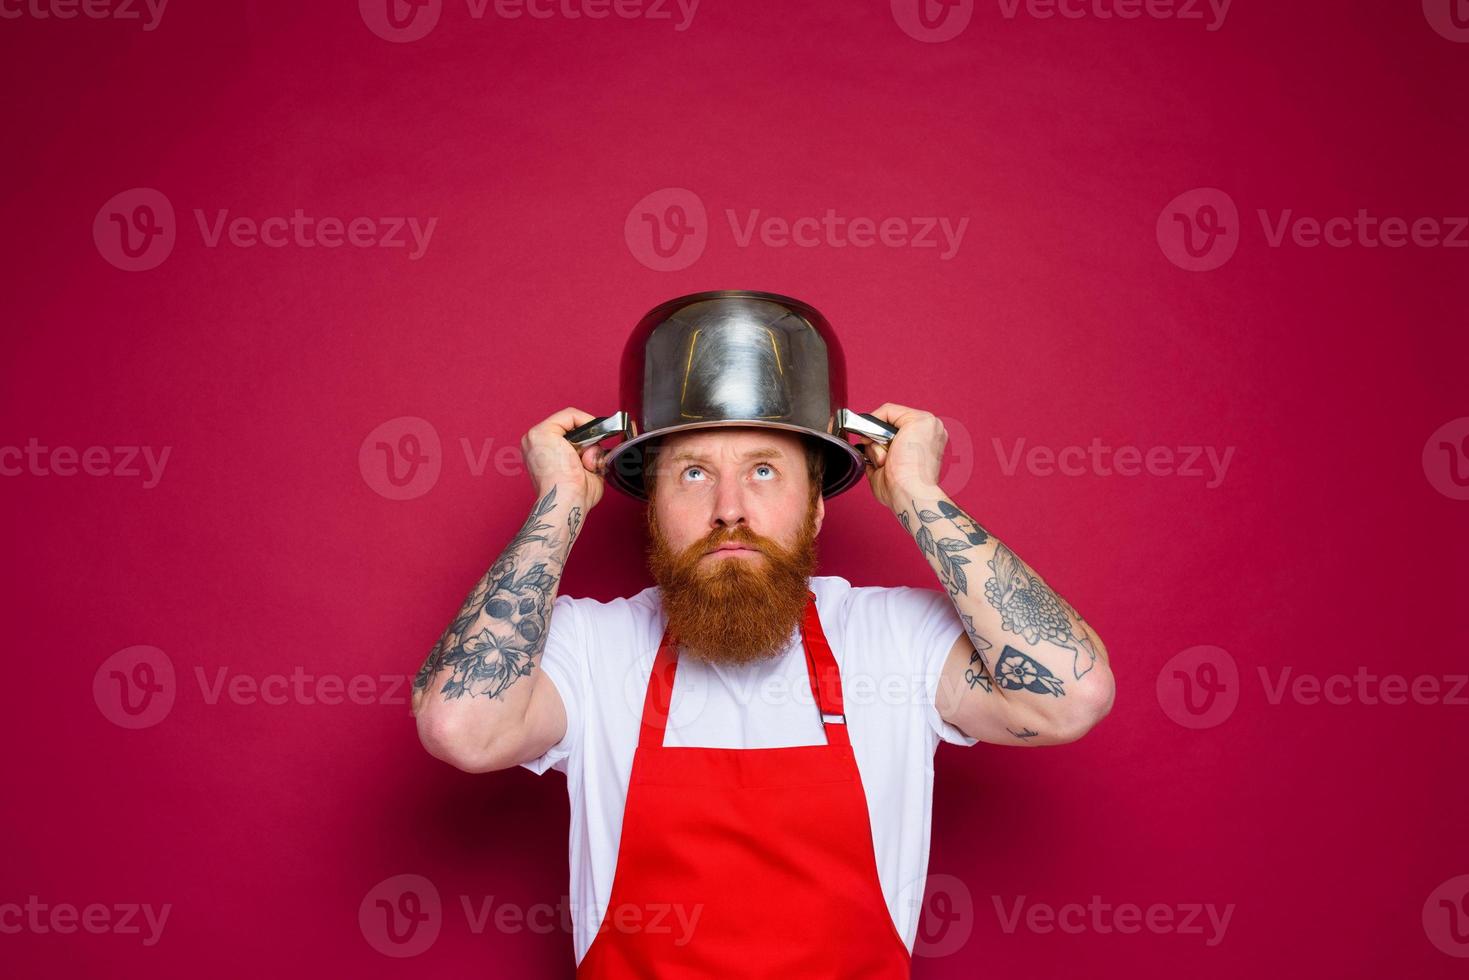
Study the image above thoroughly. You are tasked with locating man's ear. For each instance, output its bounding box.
[814,490,825,535]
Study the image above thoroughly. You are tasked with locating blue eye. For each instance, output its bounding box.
[754,464,775,479]
[682,466,706,482]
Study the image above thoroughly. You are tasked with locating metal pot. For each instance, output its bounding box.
[565,290,896,501]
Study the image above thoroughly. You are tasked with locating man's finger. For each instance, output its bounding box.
[865,403,924,429]
[559,407,599,429]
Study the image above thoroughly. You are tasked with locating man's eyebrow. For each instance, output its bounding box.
[665,447,787,464]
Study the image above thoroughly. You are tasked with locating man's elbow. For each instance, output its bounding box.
[1052,663,1116,743]
[415,713,516,774]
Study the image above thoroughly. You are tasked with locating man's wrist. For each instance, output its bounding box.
[540,481,588,506]
[889,481,946,511]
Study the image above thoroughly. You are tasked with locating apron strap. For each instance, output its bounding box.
[800,590,850,747]
[638,632,680,749]
[638,591,849,748]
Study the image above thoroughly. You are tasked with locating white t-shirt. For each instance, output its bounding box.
[521,574,976,965]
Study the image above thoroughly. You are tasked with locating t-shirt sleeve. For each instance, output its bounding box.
[518,593,586,775]
[885,585,979,748]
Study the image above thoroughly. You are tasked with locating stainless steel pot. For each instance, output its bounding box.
[565,290,896,501]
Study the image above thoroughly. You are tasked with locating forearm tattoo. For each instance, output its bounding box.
[414,487,579,701]
[984,543,1099,680]
[963,629,994,693]
[994,645,1065,697]
[899,499,988,596]
[899,493,1098,690]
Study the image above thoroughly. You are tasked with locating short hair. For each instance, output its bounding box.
[644,433,826,501]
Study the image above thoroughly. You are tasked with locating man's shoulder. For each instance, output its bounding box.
[818,575,944,608]
[551,585,663,636]
[555,584,660,609]
[822,578,957,644]
[811,575,944,630]
[809,574,851,598]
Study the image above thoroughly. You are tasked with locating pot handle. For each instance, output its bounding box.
[564,411,630,450]
[836,409,898,445]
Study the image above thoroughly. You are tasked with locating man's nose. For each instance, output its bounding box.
[710,479,749,530]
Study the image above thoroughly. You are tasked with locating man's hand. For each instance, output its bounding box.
[853,402,948,510]
[525,406,612,510]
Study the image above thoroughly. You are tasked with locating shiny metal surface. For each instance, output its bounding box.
[565,290,896,501]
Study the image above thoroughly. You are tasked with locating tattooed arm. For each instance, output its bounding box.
[857,404,1116,747]
[412,408,609,773]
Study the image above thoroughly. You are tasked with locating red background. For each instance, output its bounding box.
[2,0,1466,976]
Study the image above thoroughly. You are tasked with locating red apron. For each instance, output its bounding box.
[577,590,912,978]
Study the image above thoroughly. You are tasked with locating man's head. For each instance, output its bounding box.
[644,427,827,666]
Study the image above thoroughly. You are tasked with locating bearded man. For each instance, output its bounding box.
[412,404,1115,978]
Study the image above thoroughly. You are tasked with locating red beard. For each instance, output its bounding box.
[645,494,820,666]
